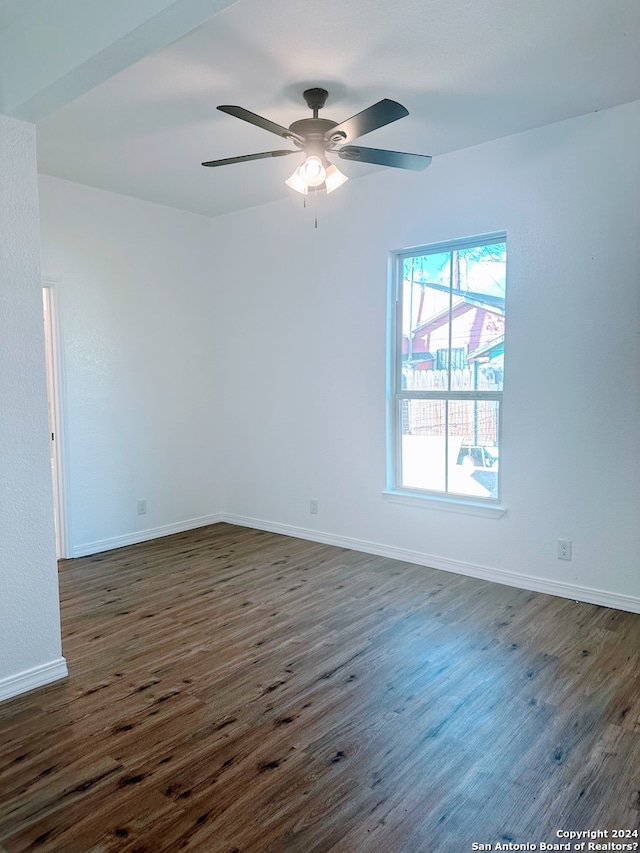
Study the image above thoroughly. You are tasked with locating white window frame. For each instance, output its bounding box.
[384,232,507,517]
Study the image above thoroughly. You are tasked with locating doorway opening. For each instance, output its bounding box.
[42,280,69,558]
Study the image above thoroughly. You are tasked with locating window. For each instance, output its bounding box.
[388,234,506,505]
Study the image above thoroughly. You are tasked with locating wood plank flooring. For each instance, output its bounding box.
[1,523,639,852]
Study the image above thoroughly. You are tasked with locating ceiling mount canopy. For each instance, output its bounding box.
[302,87,330,114]
[202,87,432,196]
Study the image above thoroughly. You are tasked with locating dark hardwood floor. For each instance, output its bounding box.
[1,523,639,852]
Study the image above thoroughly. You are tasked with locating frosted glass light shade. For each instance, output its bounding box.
[299,155,326,187]
[285,167,309,194]
[324,164,349,193]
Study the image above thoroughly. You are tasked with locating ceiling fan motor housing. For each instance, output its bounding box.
[288,118,338,146]
[293,89,346,148]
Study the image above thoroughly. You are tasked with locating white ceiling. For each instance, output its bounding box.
[28,0,640,217]
[0,0,32,30]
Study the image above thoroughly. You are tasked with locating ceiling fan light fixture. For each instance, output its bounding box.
[324,163,349,194]
[299,155,326,187]
[207,90,431,207]
[285,166,309,194]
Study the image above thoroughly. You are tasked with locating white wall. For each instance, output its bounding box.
[38,177,224,555]
[0,114,66,700]
[214,100,640,611]
[35,100,640,615]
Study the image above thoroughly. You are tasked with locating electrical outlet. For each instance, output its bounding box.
[309,498,318,515]
[557,539,572,561]
[137,499,147,516]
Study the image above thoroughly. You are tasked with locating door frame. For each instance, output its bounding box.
[42,278,71,559]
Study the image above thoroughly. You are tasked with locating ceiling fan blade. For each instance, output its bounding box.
[217,105,304,144]
[202,149,297,167]
[326,99,409,144]
[337,145,432,171]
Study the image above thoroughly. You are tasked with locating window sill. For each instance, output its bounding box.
[381,490,507,518]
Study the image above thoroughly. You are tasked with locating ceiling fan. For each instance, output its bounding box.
[202,87,432,195]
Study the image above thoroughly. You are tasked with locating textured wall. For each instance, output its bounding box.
[0,114,65,692]
[214,100,640,606]
[38,177,223,554]
[35,101,640,615]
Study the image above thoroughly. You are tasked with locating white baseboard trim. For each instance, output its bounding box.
[222,513,640,615]
[67,511,640,614]
[72,513,224,558]
[0,657,68,703]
